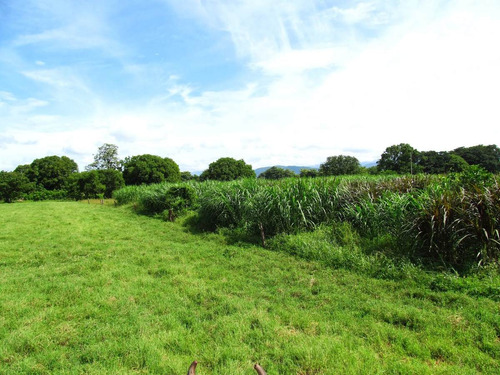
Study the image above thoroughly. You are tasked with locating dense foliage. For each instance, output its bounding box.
[377,143,420,174]
[200,157,255,181]
[299,168,319,178]
[319,155,360,176]
[115,168,500,271]
[96,169,126,198]
[258,166,296,179]
[23,155,79,190]
[67,171,105,200]
[2,142,499,204]
[0,171,34,203]
[122,154,181,185]
[419,151,468,174]
[453,144,500,173]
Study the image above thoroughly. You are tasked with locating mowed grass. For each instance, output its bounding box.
[0,202,498,374]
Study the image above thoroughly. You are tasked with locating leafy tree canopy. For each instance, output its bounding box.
[419,151,468,174]
[122,154,181,185]
[377,143,421,174]
[200,157,255,181]
[0,171,34,203]
[452,145,500,173]
[259,166,296,179]
[300,169,319,178]
[13,164,32,176]
[67,169,124,200]
[28,155,78,190]
[67,171,105,200]
[97,169,125,198]
[86,143,122,171]
[319,155,360,176]
[181,171,198,181]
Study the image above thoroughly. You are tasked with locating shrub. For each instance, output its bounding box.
[23,188,68,201]
[163,185,198,219]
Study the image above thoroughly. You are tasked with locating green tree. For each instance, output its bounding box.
[259,166,296,179]
[200,157,255,181]
[122,154,181,185]
[319,155,360,176]
[299,169,319,178]
[181,171,198,181]
[419,151,468,174]
[377,144,421,174]
[452,145,500,173]
[86,143,122,171]
[67,171,105,200]
[97,169,125,198]
[13,164,33,176]
[29,155,78,190]
[0,171,34,203]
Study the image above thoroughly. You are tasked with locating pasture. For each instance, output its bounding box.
[0,201,499,374]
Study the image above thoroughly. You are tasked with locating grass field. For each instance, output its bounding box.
[0,202,499,374]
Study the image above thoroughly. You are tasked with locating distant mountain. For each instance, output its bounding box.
[361,160,377,168]
[254,165,317,177]
[193,161,376,177]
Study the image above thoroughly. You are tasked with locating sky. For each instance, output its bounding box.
[1,0,499,173]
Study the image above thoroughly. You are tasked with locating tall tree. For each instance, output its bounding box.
[200,157,255,181]
[259,166,296,179]
[29,155,78,190]
[319,155,360,176]
[377,143,420,174]
[452,145,500,173]
[122,154,181,185]
[419,151,468,174]
[86,143,122,171]
[67,171,105,200]
[97,169,125,198]
[0,171,34,203]
[300,169,319,178]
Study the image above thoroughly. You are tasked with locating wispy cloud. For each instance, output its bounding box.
[1,0,500,172]
[12,0,121,53]
[22,68,91,92]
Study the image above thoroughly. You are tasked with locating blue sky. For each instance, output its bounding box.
[1,0,499,172]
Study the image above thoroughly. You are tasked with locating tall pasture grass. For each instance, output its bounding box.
[412,168,500,268]
[114,170,500,270]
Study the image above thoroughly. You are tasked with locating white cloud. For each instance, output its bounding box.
[0,91,17,102]
[22,69,90,92]
[2,0,500,172]
[13,0,120,53]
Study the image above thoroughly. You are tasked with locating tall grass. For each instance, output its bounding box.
[412,169,500,268]
[114,169,500,270]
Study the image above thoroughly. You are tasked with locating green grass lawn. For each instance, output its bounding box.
[0,202,498,374]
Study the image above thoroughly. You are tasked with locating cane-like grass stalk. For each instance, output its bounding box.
[113,169,500,269]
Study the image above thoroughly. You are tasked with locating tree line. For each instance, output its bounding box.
[1,142,499,202]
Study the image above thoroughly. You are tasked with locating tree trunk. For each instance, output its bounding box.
[259,223,266,247]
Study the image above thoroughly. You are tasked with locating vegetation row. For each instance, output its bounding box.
[114,167,500,273]
[1,143,500,203]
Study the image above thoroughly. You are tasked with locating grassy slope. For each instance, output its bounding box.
[0,202,498,374]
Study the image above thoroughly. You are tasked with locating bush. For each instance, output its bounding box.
[23,189,68,201]
[164,185,197,218]
[134,183,198,220]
